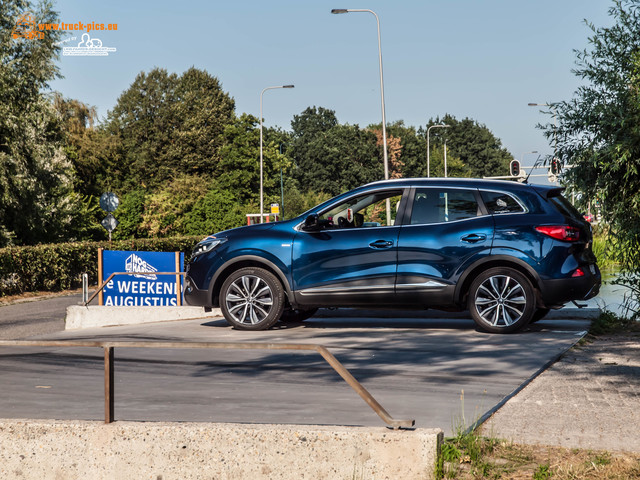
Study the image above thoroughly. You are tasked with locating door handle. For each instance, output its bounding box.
[369,240,394,249]
[461,233,487,243]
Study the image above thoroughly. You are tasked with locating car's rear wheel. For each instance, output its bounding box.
[220,267,284,330]
[280,307,318,323]
[468,267,535,333]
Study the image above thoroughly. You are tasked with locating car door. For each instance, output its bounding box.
[291,188,408,307]
[395,187,494,305]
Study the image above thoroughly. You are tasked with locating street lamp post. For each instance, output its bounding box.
[260,85,294,223]
[528,102,557,155]
[529,102,562,188]
[521,150,538,166]
[426,123,449,177]
[332,8,391,224]
[444,139,448,178]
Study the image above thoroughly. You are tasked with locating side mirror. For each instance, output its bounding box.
[303,214,320,231]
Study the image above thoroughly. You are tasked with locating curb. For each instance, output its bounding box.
[65,305,222,329]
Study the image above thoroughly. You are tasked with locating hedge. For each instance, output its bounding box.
[0,236,203,297]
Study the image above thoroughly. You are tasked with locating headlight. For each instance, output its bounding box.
[192,236,227,257]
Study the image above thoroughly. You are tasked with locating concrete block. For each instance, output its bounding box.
[0,420,443,480]
[65,305,222,329]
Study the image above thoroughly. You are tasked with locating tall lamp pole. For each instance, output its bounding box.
[332,8,391,224]
[426,123,450,177]
[260,85,294,223]
[521,150,538,165]
[528,102,557,155]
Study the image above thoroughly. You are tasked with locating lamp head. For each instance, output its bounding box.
[331,9,349,14]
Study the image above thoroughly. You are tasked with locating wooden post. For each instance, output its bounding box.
[98,247,104,306]
[175,252,181,306]
[104,346,114,423]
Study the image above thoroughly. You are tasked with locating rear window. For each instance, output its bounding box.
[549,195,583,221]
[480,191,525,215]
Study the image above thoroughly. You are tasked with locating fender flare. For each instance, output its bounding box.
[209,255,295,305]
[455,254,542,303]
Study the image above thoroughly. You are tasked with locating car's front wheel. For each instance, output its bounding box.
[220,267,285,330]
[468,267,535,333]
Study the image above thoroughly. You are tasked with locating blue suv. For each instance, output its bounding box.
[184,178,600,333]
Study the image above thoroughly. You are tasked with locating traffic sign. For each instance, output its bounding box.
[100,192,120,213]
[101,213,118,233]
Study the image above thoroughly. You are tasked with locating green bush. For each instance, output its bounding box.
[0,236,202,296]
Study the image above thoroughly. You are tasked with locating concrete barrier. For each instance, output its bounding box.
[0,420,443,480]
[65,305,222,329]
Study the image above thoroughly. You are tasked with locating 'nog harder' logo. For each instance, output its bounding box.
[125,253,158,281]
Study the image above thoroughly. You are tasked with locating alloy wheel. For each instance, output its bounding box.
[225,275,273,325]
[474,275,527,327]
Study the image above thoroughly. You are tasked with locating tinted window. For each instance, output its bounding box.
[480,191,525,215]
[410,188,480,225]
[320,190,403,228]
[549,195,583,221]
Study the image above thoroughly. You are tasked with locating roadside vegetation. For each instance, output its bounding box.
[437,432,640,480]
[545,0,640,322]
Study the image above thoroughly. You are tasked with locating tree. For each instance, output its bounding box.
[384,121,426,178]
[545,0,640,317]
[138,176,208,238]
[184,188,250,235]
[425,115,512,178]
[372,128,404,179]
[111,189,147,240]
[290,107,381,196]
[52,93,120,197]
[0,1,92,245]
[215,113,288,205]
[106,67,235,190]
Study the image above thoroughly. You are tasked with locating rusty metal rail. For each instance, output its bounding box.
[0,340,415,429]
[84,271,186,306]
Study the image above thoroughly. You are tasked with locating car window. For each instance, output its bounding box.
[480,190,525,215]
[410,188,480,225]
[549,195,583,221]
[320,190,403,228]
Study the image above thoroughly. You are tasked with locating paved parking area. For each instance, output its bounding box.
[0,308,593,435]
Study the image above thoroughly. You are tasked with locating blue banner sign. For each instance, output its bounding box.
[102,250,184,306]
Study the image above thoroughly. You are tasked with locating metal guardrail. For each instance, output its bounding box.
[0,340,415,429]
[84,271,186,306]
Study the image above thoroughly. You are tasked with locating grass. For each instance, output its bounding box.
[437,388,640,479]
[588,309,636,336]
[437,435,640,479]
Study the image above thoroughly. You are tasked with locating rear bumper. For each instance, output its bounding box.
[539,264,601,308]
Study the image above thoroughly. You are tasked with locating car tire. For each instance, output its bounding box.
[280,307,319,323]
[529,308,551,324]
[468,267,535,333]
[220,267,285,331]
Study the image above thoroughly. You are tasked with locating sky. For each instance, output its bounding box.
[48,0,613,173]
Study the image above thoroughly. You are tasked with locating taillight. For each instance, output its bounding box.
[535,225,580,242]
[572,267,585,277]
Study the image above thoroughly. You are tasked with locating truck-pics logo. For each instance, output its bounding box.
[12,11,43,40]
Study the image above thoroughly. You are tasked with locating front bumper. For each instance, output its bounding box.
[183,275,212,307]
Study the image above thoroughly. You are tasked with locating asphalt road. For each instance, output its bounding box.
[0,294,82,339]
[0,300,593,435]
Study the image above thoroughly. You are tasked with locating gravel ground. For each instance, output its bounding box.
[482,331,640,453]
